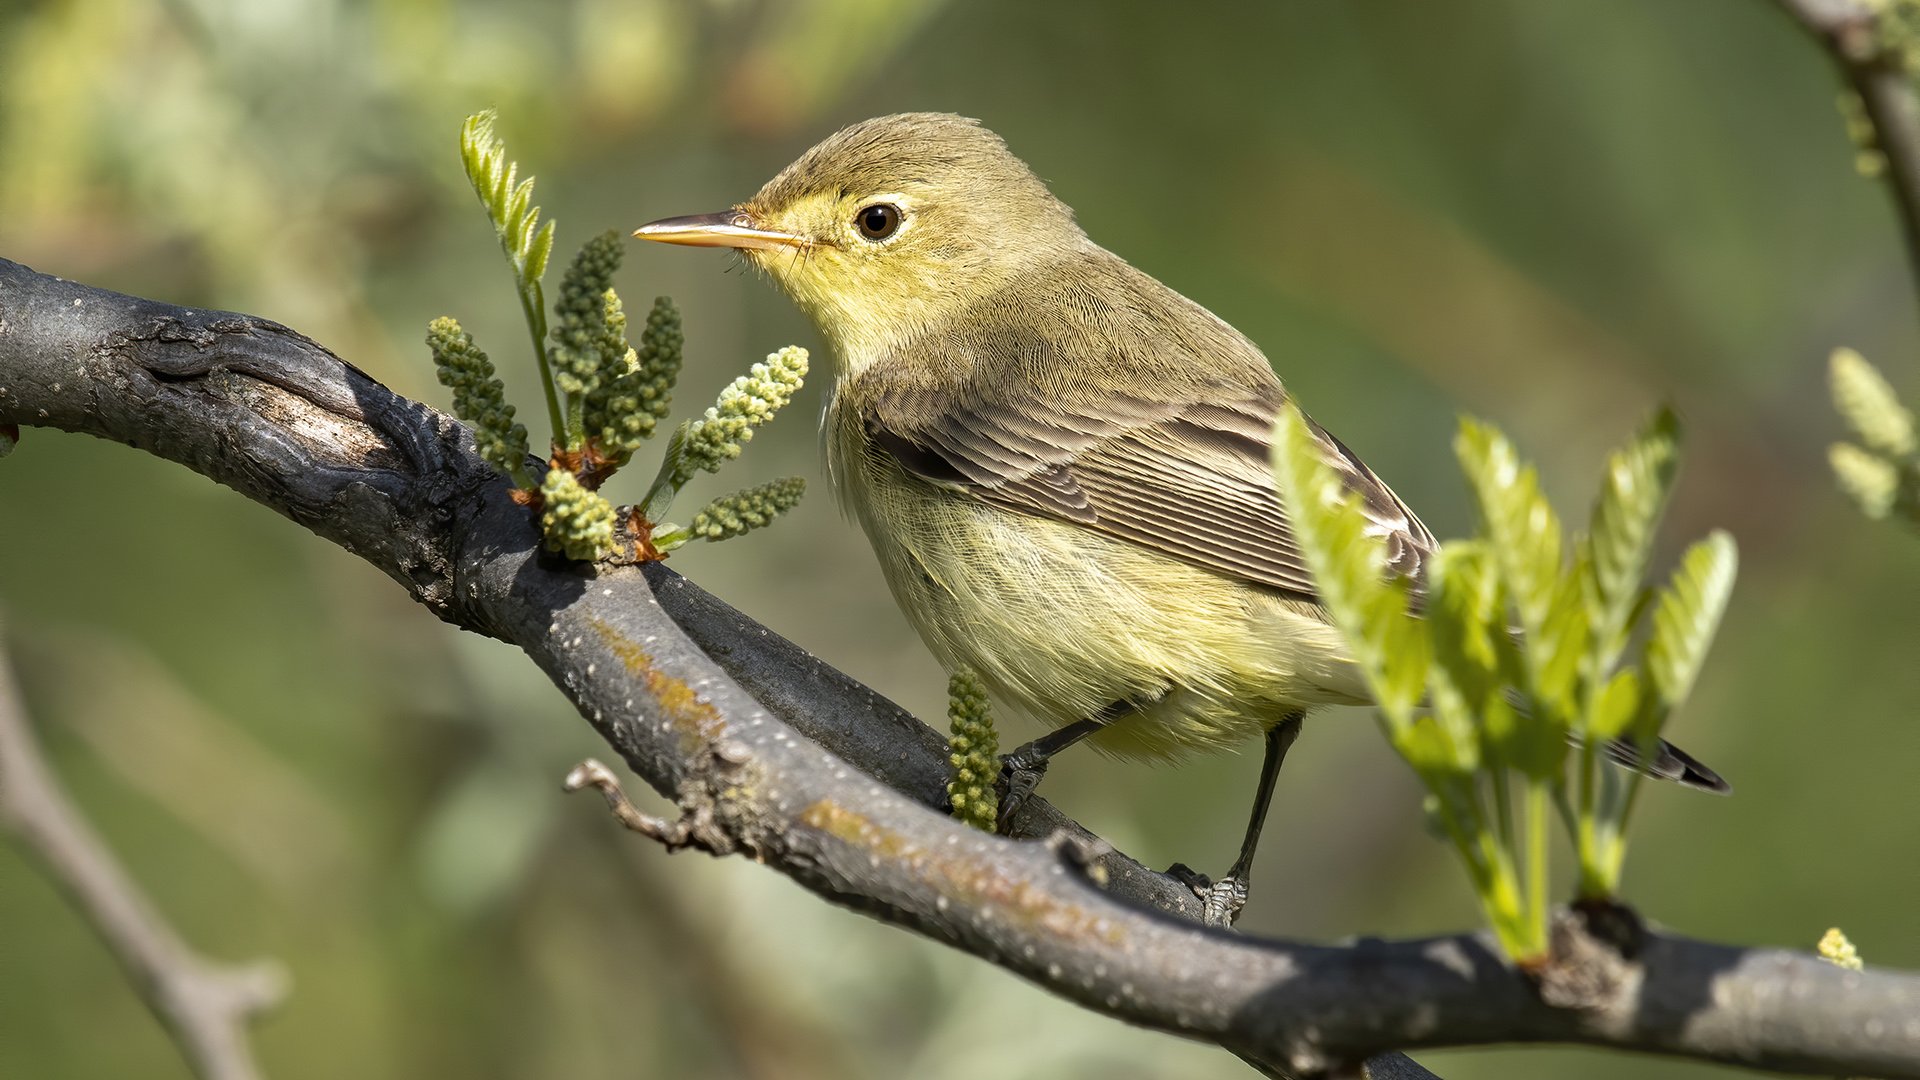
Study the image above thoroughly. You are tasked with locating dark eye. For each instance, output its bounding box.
[855,203,901,240]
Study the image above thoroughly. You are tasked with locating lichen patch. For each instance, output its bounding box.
[800,798,1126,947]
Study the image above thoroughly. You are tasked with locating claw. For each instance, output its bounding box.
[1166,863,1247,928]
[992,716,1109,835]
[1198,875,1250,928]
[995,753,1048,834]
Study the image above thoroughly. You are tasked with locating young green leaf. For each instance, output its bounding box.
[459,109,563,440]
[1272,404,1428,723]
[1829,441,1902,519]
[1644,530,1738,715]
[1427,540,1502,697]
[1395,714,1477,776]
[1587,408,1680,666]
[1532,558,1591,724]
[1455,418,1564,640]
[1830,348,1916,460]
[1376,601,1431,720]
[1425,540,1505,767]
[461,110,556,287]
[1456,415,1590,741]
[1588,667,1641,742]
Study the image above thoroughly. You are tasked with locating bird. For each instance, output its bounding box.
[634,113,1726,924]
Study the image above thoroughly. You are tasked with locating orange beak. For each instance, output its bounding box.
[632,210,814,253]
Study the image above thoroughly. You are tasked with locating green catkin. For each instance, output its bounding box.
[428,317,532,485]
[593,295,683,456]
[636,297,685,429]
[689,477,807,542]
[946,668,999,832]
[582,288,631,445]
[550,231,624,410]
[539,467,617,561]
[674,345,808,483]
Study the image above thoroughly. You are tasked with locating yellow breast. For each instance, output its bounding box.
[826,387,1368,762]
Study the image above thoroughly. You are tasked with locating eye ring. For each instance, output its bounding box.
[855,203,902,241]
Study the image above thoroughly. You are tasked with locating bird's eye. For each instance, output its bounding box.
[855,203,901,241]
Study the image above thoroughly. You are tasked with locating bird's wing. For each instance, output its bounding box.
[863,380,1435,599]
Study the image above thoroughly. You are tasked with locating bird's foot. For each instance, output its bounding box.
[993,718,1108,835]
[994,745,1051,834]
[1166,863,1248,928]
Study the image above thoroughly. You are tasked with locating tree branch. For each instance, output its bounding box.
[0,613,286,1080]
[1,258,1915,1077]
[1774,0,1920,302]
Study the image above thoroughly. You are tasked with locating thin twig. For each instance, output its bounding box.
[0,615,286,1080]
[1775,0,1920,305]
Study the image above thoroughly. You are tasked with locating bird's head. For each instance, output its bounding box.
[636,113,1084,367]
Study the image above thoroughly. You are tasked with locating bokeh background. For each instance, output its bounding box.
[2,1,1916,1077]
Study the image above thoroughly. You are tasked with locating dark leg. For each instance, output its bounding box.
[1170,711,1304,927]
[995,716,1108,834]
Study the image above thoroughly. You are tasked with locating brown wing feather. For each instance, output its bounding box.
[864,386,1435,599]
[854,250,1436,600]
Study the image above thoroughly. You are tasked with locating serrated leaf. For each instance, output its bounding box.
[459,110,554,286]
[1532,558,1590,722]
[1377,599,1431,717]
[461,111,511,225]
[1645,530,1738,714]
[1481,692,1519,752]
[508,179,535,238]
[460,111,499,184]
[1398,715,1475,776]
[1427,540,1503,706]
[1273,403,1427,723]
[1455,417,1564,638]
[1589,667,1640,741]
[1588,407,1680,665]
[527,219,556,283]
[1517,716,1570,780]
[1423,674,1482,772]
[1423,549,1491,771]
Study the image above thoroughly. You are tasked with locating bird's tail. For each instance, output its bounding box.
[1603,736,1731,795]
[1500,687,1732,795]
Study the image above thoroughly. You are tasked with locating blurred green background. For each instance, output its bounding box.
[2,0,1915,1077]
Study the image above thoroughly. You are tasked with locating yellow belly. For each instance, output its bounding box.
[836,436,1370,762]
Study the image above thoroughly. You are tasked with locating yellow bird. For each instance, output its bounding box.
[637,114,1723,923]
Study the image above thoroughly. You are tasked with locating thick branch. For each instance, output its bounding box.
[0,615,285,1080]
[2,258,1916,1077]
[1775,0,1920,301]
